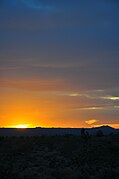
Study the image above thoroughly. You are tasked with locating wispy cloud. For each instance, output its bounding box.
[85,119,98,125]
[79,107,105,110]
[57,89,119,101]
[101,96,119,101]
[0,79,66,91]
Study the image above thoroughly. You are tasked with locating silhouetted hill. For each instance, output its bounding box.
[0,126,118,136]
[87,125,117,134]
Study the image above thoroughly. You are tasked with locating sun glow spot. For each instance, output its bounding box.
[15,124,30,129]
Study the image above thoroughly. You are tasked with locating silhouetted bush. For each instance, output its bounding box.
[0,134,119,178]
[96,130,104,137]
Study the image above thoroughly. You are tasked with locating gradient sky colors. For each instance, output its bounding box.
[0,0,119,128]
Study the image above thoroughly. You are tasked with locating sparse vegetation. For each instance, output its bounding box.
[0,134,119,178]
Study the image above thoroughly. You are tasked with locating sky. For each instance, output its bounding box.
[0,0,119,128]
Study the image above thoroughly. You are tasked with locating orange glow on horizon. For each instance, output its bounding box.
[0,88,119,129]
[4,124,35,128]
[14,124,30,129]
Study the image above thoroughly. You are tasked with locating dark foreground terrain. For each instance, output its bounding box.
[0,133,119,179]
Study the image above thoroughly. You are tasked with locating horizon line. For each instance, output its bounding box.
[0,125,118,129]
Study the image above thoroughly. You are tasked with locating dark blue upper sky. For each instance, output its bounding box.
[0,0,119,127]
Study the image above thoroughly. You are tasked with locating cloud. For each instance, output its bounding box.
[101,96,119,101]
[58,89,119,102]
[0,79,66,92]
[79,107,105,111]
[85,119,98,125]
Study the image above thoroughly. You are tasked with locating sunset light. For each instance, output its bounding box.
[0,0,119,177]
[14,124,30,129]
[0,0,119,129]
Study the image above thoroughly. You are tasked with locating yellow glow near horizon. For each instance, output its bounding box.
[0,88,119,129]
[14,124,30,129]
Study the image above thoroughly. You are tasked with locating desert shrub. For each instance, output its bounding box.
[0,136,4,140]
[96,130,104,137]
[0,135,119,178]
[96,167,119,179]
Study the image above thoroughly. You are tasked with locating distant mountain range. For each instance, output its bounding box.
[0,126,119,136]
